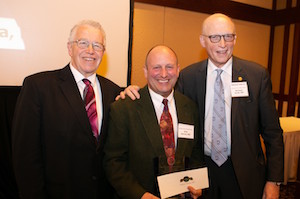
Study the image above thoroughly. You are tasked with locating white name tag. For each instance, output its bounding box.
[231,82,249,97]
[178,123,194,139]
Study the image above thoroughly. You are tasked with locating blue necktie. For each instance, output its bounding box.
[211,69,228,166]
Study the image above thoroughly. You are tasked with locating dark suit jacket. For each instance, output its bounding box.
[176,56,284,199]
[103,86,205,199]
[12,65,122,199]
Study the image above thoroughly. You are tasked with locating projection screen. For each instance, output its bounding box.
[0,0,132,87]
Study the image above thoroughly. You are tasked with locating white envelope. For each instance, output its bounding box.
[157,167,209,199]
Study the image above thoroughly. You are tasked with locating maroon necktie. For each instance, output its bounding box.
[83,79,99,139]
[160,99,175,172]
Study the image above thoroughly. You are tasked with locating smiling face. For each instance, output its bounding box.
[67,24,105,77]
[200,13,236,68]
[144,46,179,97]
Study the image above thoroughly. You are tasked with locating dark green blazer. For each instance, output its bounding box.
[103,86,204,199]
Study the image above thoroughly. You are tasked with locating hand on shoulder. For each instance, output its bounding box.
[115,85,141,100]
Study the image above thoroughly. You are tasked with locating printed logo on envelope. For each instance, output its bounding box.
[180,176,194,184]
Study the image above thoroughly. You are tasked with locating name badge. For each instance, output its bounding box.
[178,123,194,139]
[231,82,249,97]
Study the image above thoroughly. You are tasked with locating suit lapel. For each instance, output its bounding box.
[137,87,166,157]
[174,92,190,158]
[137,88,197,160]
[231,57,248,138]
[196,61,207,143]
[97,76,109,132]
[58,65,96,145]
[97,76,108,147]
[175,91,201,161]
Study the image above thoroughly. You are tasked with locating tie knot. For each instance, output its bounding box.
[162,99,168,106]
[216,69,223,77]
[83,79,91,86]
[162,99,169,111]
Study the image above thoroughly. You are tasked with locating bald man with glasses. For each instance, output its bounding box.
[177,13,283,199]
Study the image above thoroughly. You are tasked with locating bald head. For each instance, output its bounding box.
[202,13,236,36]
[143,45,179,97]
[199,13,236,68]
[145,45,178,67]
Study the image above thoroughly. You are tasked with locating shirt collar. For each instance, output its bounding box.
[207,57,232,76]
[148,87,175,106]
[69,63,97,86]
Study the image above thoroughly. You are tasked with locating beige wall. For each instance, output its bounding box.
[131,3,271,87]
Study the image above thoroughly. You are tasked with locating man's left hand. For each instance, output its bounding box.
[262,181,280,199]
[187,186,202,199]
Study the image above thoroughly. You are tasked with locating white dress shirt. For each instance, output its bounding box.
[149,88,178,148]
[204,58,232,156]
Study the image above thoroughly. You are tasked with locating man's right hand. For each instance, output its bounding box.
[115,85,141,100]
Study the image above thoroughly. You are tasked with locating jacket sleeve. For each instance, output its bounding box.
[12,77,47,199]
[259,69,284,182]
[103,100,146,199]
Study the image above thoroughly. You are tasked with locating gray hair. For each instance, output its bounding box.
[69,20,106,46]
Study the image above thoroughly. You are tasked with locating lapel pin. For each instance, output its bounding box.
[238,76,243,81]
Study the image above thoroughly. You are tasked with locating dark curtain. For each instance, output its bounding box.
[0,86,21,199]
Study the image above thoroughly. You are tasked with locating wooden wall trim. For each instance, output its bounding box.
[298,95,300,117]
[134,0,300,25]
[275,7,300,25]
[277,24,290,116]
[287,23,300,116]
[268,26,275,75]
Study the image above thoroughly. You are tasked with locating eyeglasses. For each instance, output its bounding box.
[70,40,105,52]
[202,34,236,43]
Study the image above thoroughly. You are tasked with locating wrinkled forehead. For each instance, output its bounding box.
[69,24,106,45]
[145,46,178,67]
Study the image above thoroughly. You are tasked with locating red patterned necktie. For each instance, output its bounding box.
[83,79,99,139]
[160,99,175,172]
